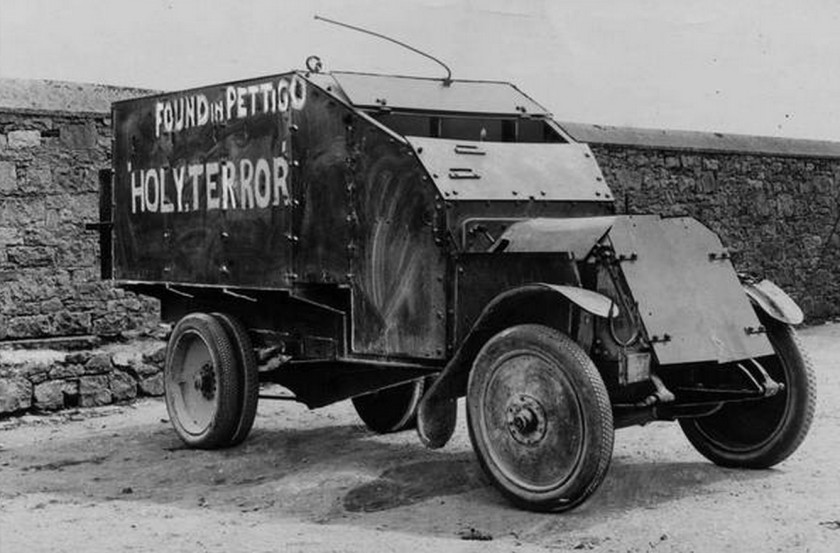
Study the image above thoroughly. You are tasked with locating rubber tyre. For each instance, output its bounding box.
[679,319,816,468]
[467,324,614,512]
[164,313,242,449]
[352,378,426,434]
[212,313,259,446]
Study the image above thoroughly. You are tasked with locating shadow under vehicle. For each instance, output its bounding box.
[88,63,816,512]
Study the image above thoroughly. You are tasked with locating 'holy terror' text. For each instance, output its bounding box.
[129,157,290,214]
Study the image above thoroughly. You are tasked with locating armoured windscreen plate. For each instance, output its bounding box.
[608,216,773,365]
[407,137,613,202]
[329,72,549,115]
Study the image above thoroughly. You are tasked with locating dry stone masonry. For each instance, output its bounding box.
[0,342,165,415]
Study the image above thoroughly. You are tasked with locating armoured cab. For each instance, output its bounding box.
[310,70,619,349]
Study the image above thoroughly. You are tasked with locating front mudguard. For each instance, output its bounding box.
[742,278,804,326]
[416,283,617,449]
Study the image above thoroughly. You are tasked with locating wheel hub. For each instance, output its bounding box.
[506,394,548,445]
[194,362,216,400]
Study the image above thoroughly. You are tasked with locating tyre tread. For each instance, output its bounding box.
[164,313,241,449]
[679,320,816,468]
[467,324,614,512]
[212,313,259,447]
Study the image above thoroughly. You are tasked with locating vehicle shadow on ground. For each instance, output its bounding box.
[4,412,776,542]
[5,419,457,512]
[325,451,777,551]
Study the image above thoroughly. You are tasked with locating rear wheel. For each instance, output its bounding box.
[467,324,614,512]
[212,313,259,446]
[352,379,426,434]
[164,313,242,449]
[679,319,816,468]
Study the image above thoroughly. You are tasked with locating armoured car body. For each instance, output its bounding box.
[92,68,816,511]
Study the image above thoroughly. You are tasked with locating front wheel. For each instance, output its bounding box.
[679,320,816,468]
[467,324,614,512]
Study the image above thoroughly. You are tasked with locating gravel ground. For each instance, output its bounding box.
[1,323,839,553]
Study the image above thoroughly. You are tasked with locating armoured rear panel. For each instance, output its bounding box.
[112,73,300,287]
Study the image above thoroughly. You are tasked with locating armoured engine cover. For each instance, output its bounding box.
[607,215,774,365]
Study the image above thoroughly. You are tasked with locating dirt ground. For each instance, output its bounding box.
[1,324,839,553]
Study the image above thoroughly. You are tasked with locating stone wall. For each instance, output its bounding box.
[0,107,159,341]
[1,80,840,416]
[0,341,165,414]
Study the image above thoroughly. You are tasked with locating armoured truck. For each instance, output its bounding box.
[91,64,816,512]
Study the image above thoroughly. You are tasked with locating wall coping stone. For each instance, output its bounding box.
[0,78,156,114]
[559,121,840,160]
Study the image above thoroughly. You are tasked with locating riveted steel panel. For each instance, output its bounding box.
[608,215,773,365]
[289,82,447,360]
[406,137,613,202]
[329,72,548,115]
[291,83,352,284]
[455,254,580,344]
[347,125,448,360]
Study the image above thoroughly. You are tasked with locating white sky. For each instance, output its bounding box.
[1,0,838,140]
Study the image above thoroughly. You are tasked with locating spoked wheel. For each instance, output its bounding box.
[212,313,259,446]
[467,324,614,512]
[352,378,426,434]
[164,313,241,449]
[679,318,816,468]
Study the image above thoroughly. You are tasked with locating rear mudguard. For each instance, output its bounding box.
[742,278,804,325]
[416,283,617,449]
